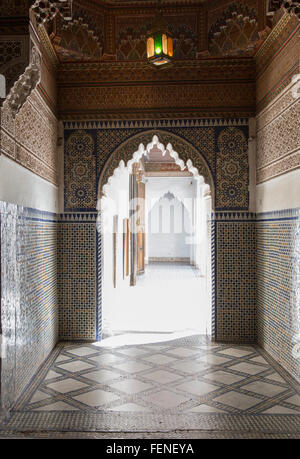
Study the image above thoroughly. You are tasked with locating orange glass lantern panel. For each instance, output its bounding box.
[167,36,173,57]
[147,37,155,58]
[162,34,168,55]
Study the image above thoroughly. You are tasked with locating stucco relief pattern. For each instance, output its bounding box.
[255,9,300,184]
[256,83,300,184]
[1,90,58,185]
[256,15,300,111]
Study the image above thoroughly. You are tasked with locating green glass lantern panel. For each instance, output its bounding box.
[154,34,163,55]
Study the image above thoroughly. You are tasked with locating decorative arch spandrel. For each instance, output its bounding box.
[97,130,215,204]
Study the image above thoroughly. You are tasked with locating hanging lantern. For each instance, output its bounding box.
[147,2,173,67]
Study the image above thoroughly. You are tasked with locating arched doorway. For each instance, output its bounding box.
[97,133,215,343]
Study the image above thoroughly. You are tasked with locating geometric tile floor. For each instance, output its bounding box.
[2,334,300,437]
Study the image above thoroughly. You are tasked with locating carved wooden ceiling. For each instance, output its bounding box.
[1,1,299,64]
[43,0,262,63]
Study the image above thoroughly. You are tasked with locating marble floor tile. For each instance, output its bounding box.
[170,361,205,374]
[34,401,79,411]
[45,370,62,380]
[249,356,269,365]
[214,391,261,410]
[241,381,287,397]
[29,391,52,404]
[73,389,119,407]
[204,371,245,385]
[197,354,232,366]
[142,354,177,365]
[142,390,190,409]
[284,394,300,407]
[67,347,97,357]
[110,379,153,395]
[265,373,287,383]
[228,362,266,375]
[108,403,151,412]
[166,347,201,358]
[118,348,150,357]
[82,369,121,383]
[88,353,125,365]
[46,378,89,394]
[187,404,226,413]
[57,360,95,373]
[176,379,219,396]
[144,370,182,384]
[219,348,254,358]
[113,361,151,373]
[263,405,299,414]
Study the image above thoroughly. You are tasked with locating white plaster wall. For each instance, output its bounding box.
[148,197,191,259]
[146,177,195,205]
[146,177,194,260]
[0,154,59,213]
[256,168,300,213]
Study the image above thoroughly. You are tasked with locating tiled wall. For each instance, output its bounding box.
[58,213,98,341]
[0,202,58,415]
[257,209,300,381]
[214,212,257,343]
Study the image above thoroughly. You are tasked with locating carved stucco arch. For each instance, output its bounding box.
[97,130,215,209]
